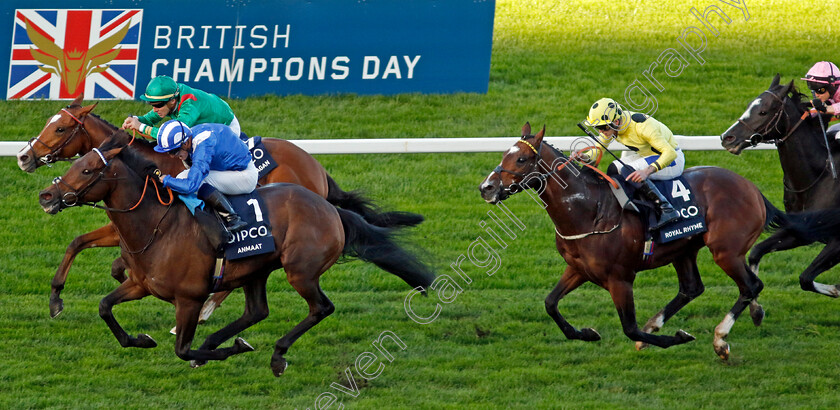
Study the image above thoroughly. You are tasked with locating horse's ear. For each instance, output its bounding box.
[783,79,796,95]
[78,102,98,118]
[534,125,545,143]
[70,93,84,108]
[522,122,531,137]
[103,146,123,160]
[770,73,781,88]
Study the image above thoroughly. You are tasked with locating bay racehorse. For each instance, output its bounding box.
[18,94,422,320]
[479,123,783,359]
[37,131,434,375]
[721,74,840,297]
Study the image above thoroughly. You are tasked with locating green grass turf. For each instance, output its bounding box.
[2,1,840,408]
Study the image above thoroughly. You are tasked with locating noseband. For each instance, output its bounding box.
[28,108,92,166]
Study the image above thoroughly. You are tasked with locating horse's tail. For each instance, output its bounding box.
[763,195,840,243]
[337,208,435,290]
[326,174,425,228]
[762,195,788,231]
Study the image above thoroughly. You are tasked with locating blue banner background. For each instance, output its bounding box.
[0,0,495,99]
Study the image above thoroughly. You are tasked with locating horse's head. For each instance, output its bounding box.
[38,135,126,215]
[18,93,98,172]
[720,74,807,154]
[479,122,546,204]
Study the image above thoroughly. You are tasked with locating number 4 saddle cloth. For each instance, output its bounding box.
[609,168,707,244]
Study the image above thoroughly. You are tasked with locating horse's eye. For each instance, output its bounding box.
[82,169,91,175]
[759,111,767,116]
[56,127,65,133]
[517,157,527,164]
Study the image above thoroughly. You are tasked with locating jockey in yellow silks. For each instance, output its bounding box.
[585,97,682,229]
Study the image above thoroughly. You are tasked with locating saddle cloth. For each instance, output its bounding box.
[246,135,279,179]
[610,168,707,244]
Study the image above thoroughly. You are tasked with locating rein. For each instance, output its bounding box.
[494,139,622,240]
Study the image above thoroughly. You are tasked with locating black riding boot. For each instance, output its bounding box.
[202,190,248,232]
[639,179,681,230]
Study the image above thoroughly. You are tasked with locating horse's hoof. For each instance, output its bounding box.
[136,333,157,348]
[49,299,64,318]
[715,342,730,360]
[635,341,650,351]
[675,329,695,344]
[190,360,207,368]
[169,326,177,335]
[749,304,765,327]
[234,337,255,353]
[271,356,288,377]
[580,328,601,342]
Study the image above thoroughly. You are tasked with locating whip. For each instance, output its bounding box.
[811,91,837,179]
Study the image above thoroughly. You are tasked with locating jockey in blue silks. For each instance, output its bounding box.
[154,120,258,232]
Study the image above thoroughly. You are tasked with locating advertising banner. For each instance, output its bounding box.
[0,0,495,100]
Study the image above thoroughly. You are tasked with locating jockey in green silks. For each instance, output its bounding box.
[122,75,244,140]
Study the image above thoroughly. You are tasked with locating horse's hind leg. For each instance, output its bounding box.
[50,223,121,318]
[271,274,335,377]
[637,251,705,351]
[607,277,696,349]
[798,239,840,297]
[99,280,156,348]
[198,290,233,323]
[712,253,764,360]
[545,266,600,341]
[748,231,813,275]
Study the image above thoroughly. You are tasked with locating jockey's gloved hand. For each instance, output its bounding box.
[811,98,828,113]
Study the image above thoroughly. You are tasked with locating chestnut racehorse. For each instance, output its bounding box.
[37,131,434,376]
[479,123,782,359]
[18,94,421,319]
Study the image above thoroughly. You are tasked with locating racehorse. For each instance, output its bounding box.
[721,74,840,297]
[479,123,781,359]
[37,131,434,375]
[18,94,422,319]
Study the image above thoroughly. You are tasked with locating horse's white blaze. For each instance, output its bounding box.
[739,98,761,121]
[506,145,520,155]
[813,282,840,297]
[48,113,61,126]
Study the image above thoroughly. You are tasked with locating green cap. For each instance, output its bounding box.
[140,76,178,102]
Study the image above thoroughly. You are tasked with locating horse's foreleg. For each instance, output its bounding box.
[51,223,121,318]
[637,253,705,351]
[544,266,600,341]
[798,239,840,297]
[198,290,233,323]
[748,231,813,275]
[271,276,335,377]
[99,280,156,348]
[173,297,255,366]
[192,279,270,367]
[608,278,695,349]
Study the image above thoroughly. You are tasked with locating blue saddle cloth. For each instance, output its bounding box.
[245,135,279,179]
[613,168,707,244]
[178,191,275,260]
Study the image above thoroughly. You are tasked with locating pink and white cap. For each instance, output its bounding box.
[802,61,840,84]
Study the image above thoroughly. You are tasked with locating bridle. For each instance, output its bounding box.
[738,91,810,146]
[49,147,175,254]
[50,148,173,213]
[26,108,93,166]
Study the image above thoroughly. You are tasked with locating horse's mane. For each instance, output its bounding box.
[784,82,809,107]
[540,140,606,186]
[99,130,160,178]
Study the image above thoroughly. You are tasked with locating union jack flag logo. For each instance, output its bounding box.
[7,9,143,100]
